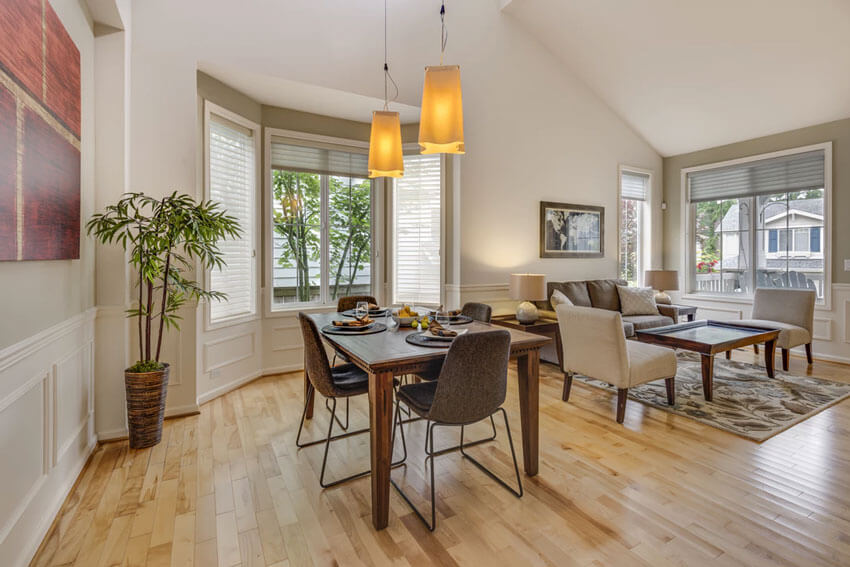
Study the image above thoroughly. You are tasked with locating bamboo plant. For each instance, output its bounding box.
[86,192,241,372]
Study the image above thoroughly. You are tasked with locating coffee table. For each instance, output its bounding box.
[635,320,780,401]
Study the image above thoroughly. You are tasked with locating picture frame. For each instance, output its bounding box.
[539,201,604,258]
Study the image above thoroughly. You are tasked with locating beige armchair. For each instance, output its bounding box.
[555,305,677,423]
[730,288,815,371]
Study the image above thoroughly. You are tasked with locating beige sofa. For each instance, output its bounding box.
[537,278,674,337]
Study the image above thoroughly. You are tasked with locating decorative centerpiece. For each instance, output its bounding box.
[86,192,240,448]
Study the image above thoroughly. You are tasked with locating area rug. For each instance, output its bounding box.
[574,351,850,441]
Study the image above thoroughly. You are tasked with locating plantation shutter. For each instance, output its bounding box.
[393,154,442,305]
[621,171,649,201]
[688,149,825,202]
[270,136,368,178]
[209,113,256,322]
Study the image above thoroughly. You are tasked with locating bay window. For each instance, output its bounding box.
[269,136,373,308]
[686,145,829,301]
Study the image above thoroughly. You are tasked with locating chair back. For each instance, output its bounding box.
[461,302,492,323]
[336,295,377,313]
[427,330,512,424]
[752,288,816,336]
[556,305,630,387]
[297,313,337,398]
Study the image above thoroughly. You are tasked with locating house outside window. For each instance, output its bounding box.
[686,145,829,302]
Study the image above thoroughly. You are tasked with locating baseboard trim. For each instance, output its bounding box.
[196,365,303,406]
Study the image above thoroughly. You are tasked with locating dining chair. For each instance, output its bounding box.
[390,330,522,530]
[461,301,492,323]
[336,294,377,312]
[295,313,406,487]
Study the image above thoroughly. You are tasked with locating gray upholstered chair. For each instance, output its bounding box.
[461,301,492,323]
[296,313,405,487]
[730,288,816,370]
[556,305,677,423]
[336,294,377,312]
[391,330,522,530]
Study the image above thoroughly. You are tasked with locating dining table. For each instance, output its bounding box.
[304,311,550,530]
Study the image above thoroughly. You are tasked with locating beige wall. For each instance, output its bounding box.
[0,0,96,350]
[663,117,850,284]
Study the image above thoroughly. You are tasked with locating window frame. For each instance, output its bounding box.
[681,142,832,309]
[203,101,261,330]
[263,127,383,316]
[617,165,652,287]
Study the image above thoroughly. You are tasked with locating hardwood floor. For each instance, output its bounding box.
[31,350,850,566]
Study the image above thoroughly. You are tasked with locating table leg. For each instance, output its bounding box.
[304,366,314,419]
[369,370,394,530]
[516,350,540,476]
[700,354,714,402]
[764,339,776,378]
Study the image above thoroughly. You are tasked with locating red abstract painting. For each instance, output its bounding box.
[0,0,81,261]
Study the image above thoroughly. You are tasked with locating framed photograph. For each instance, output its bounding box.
[539,201,604,258]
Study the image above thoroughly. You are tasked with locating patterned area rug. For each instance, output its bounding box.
[574,351,850,441]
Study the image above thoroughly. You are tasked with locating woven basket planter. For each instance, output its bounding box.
[125,364,170,449]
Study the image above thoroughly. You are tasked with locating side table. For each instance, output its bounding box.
[492,315,561,367]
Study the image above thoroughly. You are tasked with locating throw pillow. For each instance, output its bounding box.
[550,289,573,310]
[617,286,659,316]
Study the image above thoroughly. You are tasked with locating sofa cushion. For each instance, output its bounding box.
[727,319,811,349]
[622,321,635,338]
[550,289,573,310]
[617,286,660,316]
[548,281,592,307]
[587,279,626,311]
[622,314,674,330]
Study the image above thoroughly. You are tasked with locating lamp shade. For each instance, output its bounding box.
[368,111,404,178]
[510,274,546,301]
[644,270,679,291]
[418,65,464,154]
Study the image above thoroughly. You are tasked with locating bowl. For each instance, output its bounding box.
[391,307,431,327]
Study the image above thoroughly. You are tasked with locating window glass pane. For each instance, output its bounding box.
[618,198,641,286]
[694,198,738,293]
[208,115,256,322]
[721,230,751,295]
[328,176,372,301]
[755,190,824,299]
[271,171,322,305]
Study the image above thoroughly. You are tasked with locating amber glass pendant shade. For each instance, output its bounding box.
[418,65,464,154]
[368,110,404,178]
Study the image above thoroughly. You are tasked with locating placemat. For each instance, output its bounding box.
[405,332,453,348]
[322,323,388,336]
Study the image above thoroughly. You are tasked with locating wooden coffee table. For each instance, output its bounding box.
[635,320,780,401]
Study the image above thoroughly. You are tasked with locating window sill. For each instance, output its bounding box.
[681,292,830,312]
[265,304,339,318]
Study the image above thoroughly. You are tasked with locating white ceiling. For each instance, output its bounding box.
[502,0,850,156]
[198,62,422,124]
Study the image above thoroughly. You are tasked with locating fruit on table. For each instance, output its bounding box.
[397,305,419,318]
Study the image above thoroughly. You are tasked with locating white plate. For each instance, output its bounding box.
[420,328,468,341]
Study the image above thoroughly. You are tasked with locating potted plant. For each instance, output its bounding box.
[87,192,240,448]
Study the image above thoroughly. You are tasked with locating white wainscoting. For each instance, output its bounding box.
[0,309,97,567]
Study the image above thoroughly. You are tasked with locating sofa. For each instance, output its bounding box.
[536,278,675,337]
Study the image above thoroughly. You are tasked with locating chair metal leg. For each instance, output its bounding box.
[296,386,368,449]
[319,398,372,488]
[325,395,349,431]
[426,414,498,457]
[459,408,523,498]
[391,408,523,532]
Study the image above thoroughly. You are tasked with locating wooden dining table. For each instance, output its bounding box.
[304,312,550,530]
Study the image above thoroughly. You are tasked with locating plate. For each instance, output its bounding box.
[341,308,388,318]
[420,328,468,342]
[331,321,374,331]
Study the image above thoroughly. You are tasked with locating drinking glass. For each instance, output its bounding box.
[355,301,368,321]
[436,310,450,328]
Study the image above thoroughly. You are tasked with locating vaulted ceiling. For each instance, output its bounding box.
[502,0,850,156]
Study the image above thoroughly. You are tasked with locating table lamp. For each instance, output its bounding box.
[510,274,547,324]
[644,270,679,305]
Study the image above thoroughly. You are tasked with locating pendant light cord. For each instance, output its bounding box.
[440,0,448,65]
[383,0,399,111]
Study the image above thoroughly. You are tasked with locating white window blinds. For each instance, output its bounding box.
[689,149,824,202]
[393,154,441,305]
[209,114,256,322]
[621,171,649,201]
[270,137,369,178]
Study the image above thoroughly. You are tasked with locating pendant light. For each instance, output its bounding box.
[368,0,404,178]
[418,1,464,154]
